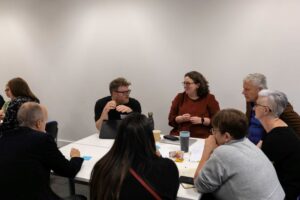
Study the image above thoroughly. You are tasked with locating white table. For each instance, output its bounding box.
[60,134,203,199]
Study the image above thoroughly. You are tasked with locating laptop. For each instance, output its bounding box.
[99,120,122,139]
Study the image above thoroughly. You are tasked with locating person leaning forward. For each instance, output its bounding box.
[0,102,83,200]
[94,77,141,131]
[194,109,285,200]
[254,90,300,200]
[242,73,300,144]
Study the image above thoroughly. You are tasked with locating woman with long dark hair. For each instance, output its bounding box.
[90,113,179,200]
[0,77,39,132]
[168,71,220,138]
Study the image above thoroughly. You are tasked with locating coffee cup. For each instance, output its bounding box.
[180,131,190,152]
[153,130,161,142]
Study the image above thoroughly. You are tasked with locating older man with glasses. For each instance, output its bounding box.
[94,77,141,130]
[242,73,300,144]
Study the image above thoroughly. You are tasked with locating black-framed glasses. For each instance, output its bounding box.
[115,90,131,95]
[254,102,272,112]
[182,81,195,86]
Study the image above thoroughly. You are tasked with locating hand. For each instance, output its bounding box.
[156,150,161,157]
[103,100,117,113]
[70,148,81,158]
[204,135,218,154]
[0,110,4,120]
[175,113,191,123]
[182,113,191,120]
[116,105,132,113]
[190,116,202,124]
[257,140,263,148]
[202,117,211,126]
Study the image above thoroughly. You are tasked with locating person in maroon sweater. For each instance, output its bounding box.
[168,71,220,138]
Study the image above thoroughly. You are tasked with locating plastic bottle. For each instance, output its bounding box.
[148,112,154,130]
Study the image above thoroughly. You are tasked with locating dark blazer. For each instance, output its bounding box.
[0,127,83,200]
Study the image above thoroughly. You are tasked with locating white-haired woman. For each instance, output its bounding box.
[254,89,300,200]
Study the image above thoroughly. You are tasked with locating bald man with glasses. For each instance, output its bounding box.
[94,77,141,130]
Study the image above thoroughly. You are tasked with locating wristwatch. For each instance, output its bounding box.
[201,117,205,125]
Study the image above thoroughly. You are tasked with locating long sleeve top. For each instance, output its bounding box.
[168,92,220,138]
[195,138,285,200]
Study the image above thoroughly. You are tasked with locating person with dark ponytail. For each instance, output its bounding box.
[0,77,39,132]
[90,113,179,200]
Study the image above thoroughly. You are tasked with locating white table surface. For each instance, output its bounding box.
[60,134,203,199]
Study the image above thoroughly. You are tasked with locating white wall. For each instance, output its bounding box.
[1,0,300,142]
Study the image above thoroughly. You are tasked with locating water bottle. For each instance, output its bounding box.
[148,112,154,130]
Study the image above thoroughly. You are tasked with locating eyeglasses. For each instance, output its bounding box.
[210,128,220,134]
[115,90,131,95]
[182,81,195,86]
[254,102,272,112]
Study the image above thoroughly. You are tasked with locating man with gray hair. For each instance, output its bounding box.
[0,102,84,199]
[254,89,300,200]
[242,73,300,144]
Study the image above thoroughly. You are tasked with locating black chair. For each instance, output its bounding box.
[0,159,87,200]
[46,121,58,143]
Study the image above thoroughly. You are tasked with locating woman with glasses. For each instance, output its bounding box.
[255,89,300,200]
[168,71,220,138]
[90,113,179,200]
[0,77,39,132]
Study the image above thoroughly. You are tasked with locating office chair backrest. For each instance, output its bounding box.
[46,121,58,143]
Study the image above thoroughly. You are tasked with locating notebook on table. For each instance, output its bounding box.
[99,120,122,139]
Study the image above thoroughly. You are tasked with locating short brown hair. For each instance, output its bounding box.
[109,77,131,94]
[212,109,248,139]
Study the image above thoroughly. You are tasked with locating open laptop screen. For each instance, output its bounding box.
[99,120,122,139]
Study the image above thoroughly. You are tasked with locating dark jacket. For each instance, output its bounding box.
[0,127,83,200]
